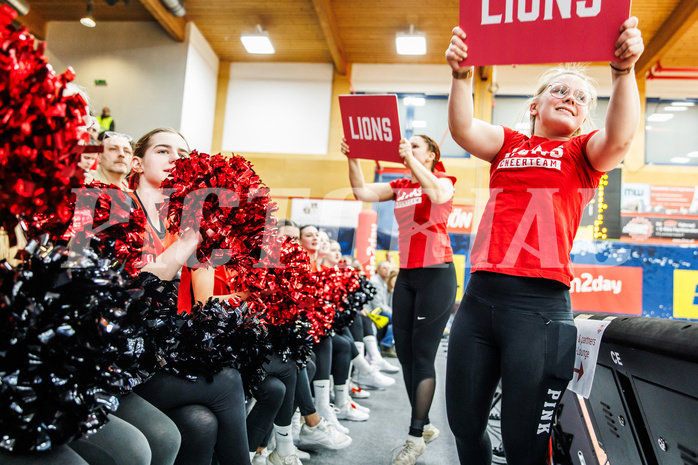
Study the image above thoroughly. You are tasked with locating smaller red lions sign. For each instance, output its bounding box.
[459,0,632,66]
[570,265,642,315]
[339,94,402,164]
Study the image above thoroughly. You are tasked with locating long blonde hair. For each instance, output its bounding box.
[526,64,598,137]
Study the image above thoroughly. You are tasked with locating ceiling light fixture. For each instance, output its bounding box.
[241,25,275,54]
[396,25,426,56]
[646,113,673,123]
[80,0,96,28]
[404,96,426,107]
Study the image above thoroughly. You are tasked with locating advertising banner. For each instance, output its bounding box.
[621,214,698,244]
[570,264,643,315]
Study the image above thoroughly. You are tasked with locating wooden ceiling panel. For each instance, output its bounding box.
[185,0,332,62]
[661,22,698,67]
[333,0,458,64]
[26,0,152,22]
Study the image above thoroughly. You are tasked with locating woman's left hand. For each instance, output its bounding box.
[613,16,644,71]
[398,138,413,165]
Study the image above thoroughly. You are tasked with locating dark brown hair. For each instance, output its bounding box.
[128,127,188,190]
[415,134,440,171]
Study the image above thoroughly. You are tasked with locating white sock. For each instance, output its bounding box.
[351,342,373,375]
[274,424,295,457]
[364,335,384,362]
[354,341,365,358]
[313,380,330,411]
[334,384,348,408]
[408,434,425,446]
[249,451,256,461]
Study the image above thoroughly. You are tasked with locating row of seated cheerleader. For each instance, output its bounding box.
[2,125,402,465]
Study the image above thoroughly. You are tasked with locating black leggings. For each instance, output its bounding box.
[331,330,356,384]
[392,262,456,436]
[313,337,332,380]
[134,368,250,465]
[349,314,374,341]
[247,353,298,451]
[167,405,218,465]
[446,271,576,465]
[294,360,316,417]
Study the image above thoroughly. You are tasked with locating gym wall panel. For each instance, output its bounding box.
[221,62,333,155]
[45,21,188,140]
[180,22,219,155]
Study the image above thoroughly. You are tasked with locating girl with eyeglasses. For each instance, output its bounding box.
[444,17,644,465]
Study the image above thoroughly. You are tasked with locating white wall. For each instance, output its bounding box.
[221,63,333,155]
[45,21,188,140]
[352,63,698,99]
[180,22,219,154]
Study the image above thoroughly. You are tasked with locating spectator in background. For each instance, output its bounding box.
[76,117,102,172]
[277,218,300,240]
[87,116,101,142]
[85,132,133,190]
[369,261,396,358]
[97,106,115,133]
[77,150,98,172]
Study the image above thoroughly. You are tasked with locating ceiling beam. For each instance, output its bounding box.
[14,10,47,40]
[635,0,698,76]
[311,0,346,75]
[139,0,186,42]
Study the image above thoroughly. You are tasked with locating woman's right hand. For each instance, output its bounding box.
[445,26,468,72]
[175,227,202,265]
[341,137,350,157]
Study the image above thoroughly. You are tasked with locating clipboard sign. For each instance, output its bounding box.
[459,0,632,66]
[339,94,403,164]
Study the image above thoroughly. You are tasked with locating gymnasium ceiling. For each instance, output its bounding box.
[12,0,698,78]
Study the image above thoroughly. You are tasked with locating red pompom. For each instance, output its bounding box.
[160,151,278,270]
[70,182,148,276]
[0,16,87,243]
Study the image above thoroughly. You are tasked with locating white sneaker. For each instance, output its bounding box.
[391,439,426,465]
[354,366,396,389]
[350,382,371,399]
[335,401,369,421]
[317,404,350,434]
[266,449,302,465]
[293,446,310,461]
[251,451,268,465]
[349,399,370,414]
[371,357,400,374]
[296,418,352,451]
[422,424,440,444]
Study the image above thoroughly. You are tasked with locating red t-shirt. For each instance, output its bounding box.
[470,127,603,286]
[389,171,456,269]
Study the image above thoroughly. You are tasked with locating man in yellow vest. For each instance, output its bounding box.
[97,106,115,133]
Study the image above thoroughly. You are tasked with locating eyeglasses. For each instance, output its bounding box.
[104,131,133,142]
[547,83,593,107]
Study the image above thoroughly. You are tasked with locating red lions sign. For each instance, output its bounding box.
[459,0,632,66]
[339,94,402,164]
